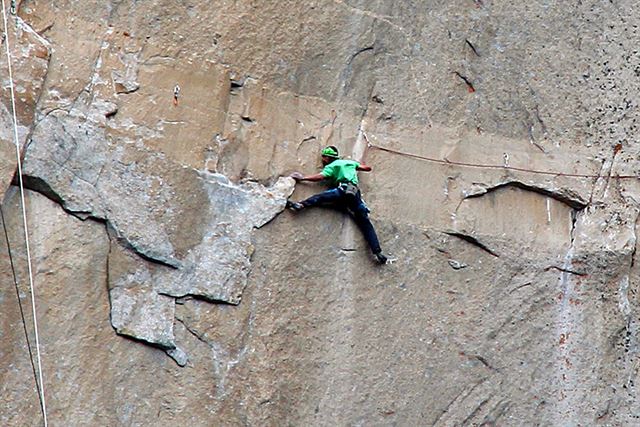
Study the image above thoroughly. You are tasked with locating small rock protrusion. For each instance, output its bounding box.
[229,74,246,94]
[448,259,468,270]
[167,347,189,367]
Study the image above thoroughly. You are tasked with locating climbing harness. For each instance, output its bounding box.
[1,2,48,426]
[338,182,359,198]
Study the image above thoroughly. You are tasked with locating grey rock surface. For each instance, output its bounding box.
[2,0,640,426]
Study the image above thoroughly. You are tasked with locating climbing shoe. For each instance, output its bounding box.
[287,201,305,212]
[374,252,388,265]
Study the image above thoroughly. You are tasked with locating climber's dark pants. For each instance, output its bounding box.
[301,187,382,254]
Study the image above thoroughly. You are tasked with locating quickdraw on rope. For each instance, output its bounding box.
[173,83,180,106]
[1,2,48,426]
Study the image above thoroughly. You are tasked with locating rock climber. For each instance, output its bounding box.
[288,145,389,265]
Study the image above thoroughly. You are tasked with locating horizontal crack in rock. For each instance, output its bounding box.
[20,175,65,206]
[163,292,241,306]
[114,329,175,351]
[509,282,532,294]
[544,265,587,276]
[445,231,500,258]
[465,181,587,210]
[21,173,182,268]
[473,354,497,371]
[176,317,213,348]
[348,45,374,65]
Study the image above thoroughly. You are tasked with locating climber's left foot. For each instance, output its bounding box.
[287,201,305,212]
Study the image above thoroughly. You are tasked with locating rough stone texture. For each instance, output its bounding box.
[0,189,223,425]
[2,0,640,425]
[104,172,294,362]
[0,11,50,199]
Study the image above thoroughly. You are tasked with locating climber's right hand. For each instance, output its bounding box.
[290,172,304,181]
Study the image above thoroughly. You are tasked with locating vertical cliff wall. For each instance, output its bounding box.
[2,1,640,425]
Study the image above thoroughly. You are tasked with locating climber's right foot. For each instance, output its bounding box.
[374,252,388,265]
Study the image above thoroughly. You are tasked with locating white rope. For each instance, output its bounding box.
[1,3,48,426]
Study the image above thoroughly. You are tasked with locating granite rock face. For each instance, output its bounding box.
[2,0,640,425]
[0,10,49,199]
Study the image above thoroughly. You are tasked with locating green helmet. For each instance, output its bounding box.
[321,146,339,158]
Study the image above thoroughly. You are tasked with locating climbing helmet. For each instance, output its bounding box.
[321,146,339,158]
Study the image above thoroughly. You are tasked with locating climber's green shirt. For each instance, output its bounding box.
[321,159,359,186]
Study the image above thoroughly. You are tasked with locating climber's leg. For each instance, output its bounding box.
[288,188,343,211]
[348,196,383,258]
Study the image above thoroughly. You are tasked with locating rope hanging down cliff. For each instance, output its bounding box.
[0,205,43,417]
[1,3,48,426]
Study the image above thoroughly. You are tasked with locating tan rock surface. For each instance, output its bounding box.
[0,9,49,200]
[0,189,216,426]
[2,0,640,425]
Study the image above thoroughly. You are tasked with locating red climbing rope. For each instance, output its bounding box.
[368,143,638,180]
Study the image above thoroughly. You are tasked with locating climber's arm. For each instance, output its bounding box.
[290,172,325,182]
[357,164,372,172]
